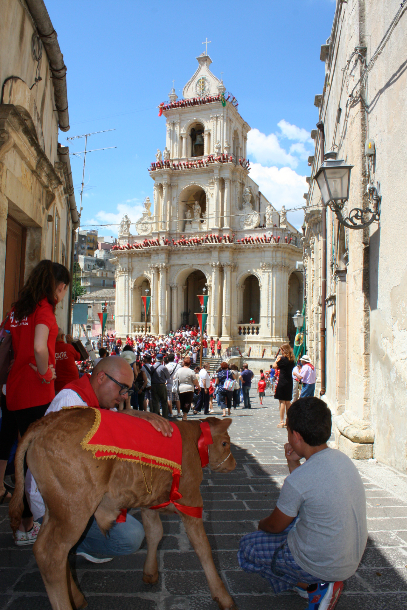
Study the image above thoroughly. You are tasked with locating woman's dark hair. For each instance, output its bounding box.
[220,361,229,370]
[13,260,71,321]
[286,397,332,446]
[99,348,107,358]
[183,357,191,366]
[122,345,133,352]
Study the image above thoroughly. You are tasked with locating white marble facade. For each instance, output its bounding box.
[113,53,303,353]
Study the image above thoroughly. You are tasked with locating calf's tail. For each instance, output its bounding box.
[9,419,44,534]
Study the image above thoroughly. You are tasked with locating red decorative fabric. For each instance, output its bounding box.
[197,421,213,467]
[81,408,182,473]
[65,374,99,408]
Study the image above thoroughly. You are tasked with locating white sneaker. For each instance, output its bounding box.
[76,552,113,563]
[14,522,41,546]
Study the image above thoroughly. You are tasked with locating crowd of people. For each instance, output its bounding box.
[0,259,366,610]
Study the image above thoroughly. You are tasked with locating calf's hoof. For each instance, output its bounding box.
[143,572,159,585]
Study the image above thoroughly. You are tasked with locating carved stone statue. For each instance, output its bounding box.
[119,214,131,236]
[163,147,170,160]
[135,197,153,236]
[156,149,162,162]
[265,203,273,228]
[185,209,192,220]
[193,201,201,220]
[280,205,287,228]
[240,186,260,230]
[215,141,221,154]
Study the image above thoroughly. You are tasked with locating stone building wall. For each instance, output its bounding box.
[304,0,407,469]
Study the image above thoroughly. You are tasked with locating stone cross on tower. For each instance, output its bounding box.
[202,38,211,55]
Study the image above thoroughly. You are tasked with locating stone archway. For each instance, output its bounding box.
[179,184,207,232]
[241,275,260,323]
[132,276,151,331]
[181,269,206,327]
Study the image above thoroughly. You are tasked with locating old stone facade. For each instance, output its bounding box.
[1,0,78,329]
[113,53,303,356]
[304,0,407,469]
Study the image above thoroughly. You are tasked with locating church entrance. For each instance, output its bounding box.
[180,185,207,232]
[287,271,303,344]
[182,270,206,327]
[133,276,151,333]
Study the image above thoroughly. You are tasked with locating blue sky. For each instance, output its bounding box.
[47,0,336,235]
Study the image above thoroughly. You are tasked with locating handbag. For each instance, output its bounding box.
[223,370,234,391]
[0,316,13,385]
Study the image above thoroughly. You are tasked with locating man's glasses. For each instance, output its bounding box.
[104,372,134,396]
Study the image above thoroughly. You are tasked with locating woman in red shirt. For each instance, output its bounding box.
[6,259,70,543]
[257,372,267,405]
[54,329,81,394]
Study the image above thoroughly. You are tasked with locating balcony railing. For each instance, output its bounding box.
[133,322,151,334]
[238,324,260,336]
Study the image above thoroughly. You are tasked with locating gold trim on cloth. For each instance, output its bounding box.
[80,407,182,473]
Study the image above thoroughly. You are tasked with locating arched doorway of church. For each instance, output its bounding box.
[133,276,151,333]
[189,121,205,157]
[242,275,260,323]
[287,271,303,344]
[179,185,207,232]
[182,270,206,327]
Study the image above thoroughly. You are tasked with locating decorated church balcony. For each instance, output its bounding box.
[149,154,250,172]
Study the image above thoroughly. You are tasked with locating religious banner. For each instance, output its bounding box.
[141,295,151,316]
[293,302,306,363]
[197,294,209,311]
[98,312,107,334]
[195,312,208,331]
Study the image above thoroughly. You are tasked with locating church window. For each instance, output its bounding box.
[189,122,205,157]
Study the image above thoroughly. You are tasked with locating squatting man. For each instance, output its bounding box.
[26,357,172,562]
[238,397,367,610]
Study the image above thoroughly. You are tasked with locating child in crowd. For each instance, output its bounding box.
[238,397,367,610]
[257,370,267,405]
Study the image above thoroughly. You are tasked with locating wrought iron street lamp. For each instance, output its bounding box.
[292,310,304,329]
[315,155,380,229]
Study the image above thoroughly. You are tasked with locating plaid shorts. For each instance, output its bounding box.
[238,522,322,594]
[166,388,179,402]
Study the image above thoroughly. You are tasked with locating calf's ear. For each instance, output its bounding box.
[205,417,232,435]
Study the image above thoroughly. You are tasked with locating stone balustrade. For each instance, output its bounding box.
[237,324,260,336]
[133,323,151,334]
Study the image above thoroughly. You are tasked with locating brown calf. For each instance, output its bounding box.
[9,409,237,610]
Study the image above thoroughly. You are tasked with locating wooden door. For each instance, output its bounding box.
[3,216,26,319]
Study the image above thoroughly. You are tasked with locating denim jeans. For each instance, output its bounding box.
[76,513,145,557]
[38,513,145,558]
[300,383,316,398]
[242,386,251,408]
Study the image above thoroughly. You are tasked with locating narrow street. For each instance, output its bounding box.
[1,391,407,609]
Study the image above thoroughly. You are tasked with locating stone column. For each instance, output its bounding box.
[134,286,142,325]
[170,284,178,330]
[223,178,231,229]
[153,185,160,232]
[335,269,347,412]
[209,262,221,337]
[158,263,167,334]
[260,263,272,338]
[221,263,233,338]
[181,134,187,158]
[0,190,8,312]
[272,264,290,341]
[213,176,220,229]
[162,182,169,232]
[150,265,159,334]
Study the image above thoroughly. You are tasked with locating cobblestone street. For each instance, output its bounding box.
[1,392,407,609]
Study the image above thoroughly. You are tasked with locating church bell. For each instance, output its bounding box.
[194,133,204,146]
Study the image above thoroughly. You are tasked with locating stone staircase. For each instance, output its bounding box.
[202,355,222,375]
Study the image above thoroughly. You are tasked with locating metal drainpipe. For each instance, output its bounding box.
[317,120,327,396]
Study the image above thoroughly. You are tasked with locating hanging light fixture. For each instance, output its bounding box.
[314,153,380,229]
[292,310,304,329]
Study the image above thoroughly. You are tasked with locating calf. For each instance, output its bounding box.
[9,409,237,610]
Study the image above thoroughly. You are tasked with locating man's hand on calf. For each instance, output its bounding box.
[130,411,173,437]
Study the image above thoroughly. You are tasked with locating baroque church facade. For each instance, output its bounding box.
[113,53,303,356]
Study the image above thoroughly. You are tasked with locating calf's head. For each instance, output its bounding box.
[204,417,236,473]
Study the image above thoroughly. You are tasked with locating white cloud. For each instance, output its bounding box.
[250,163,306,229]
[277,119,312,143]
[82,200,145,236]
[289,142,310,161]
[247,128,298,168]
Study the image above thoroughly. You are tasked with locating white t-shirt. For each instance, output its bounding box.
[277,448,367,581]
[198,368,211,389]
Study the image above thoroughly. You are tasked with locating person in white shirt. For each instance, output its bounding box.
[194,363,211,415]
[296,355,316,398]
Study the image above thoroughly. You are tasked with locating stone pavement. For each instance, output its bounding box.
[1,391,407,609]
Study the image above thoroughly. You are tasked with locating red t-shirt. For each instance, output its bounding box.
[54,341,81,394]
[6,298,58,410]
[210,339,215,348]
[202,339,208,348]
[258,379,267,393]
[217,341,222,349]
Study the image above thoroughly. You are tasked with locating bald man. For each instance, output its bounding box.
[26,356,171,562]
